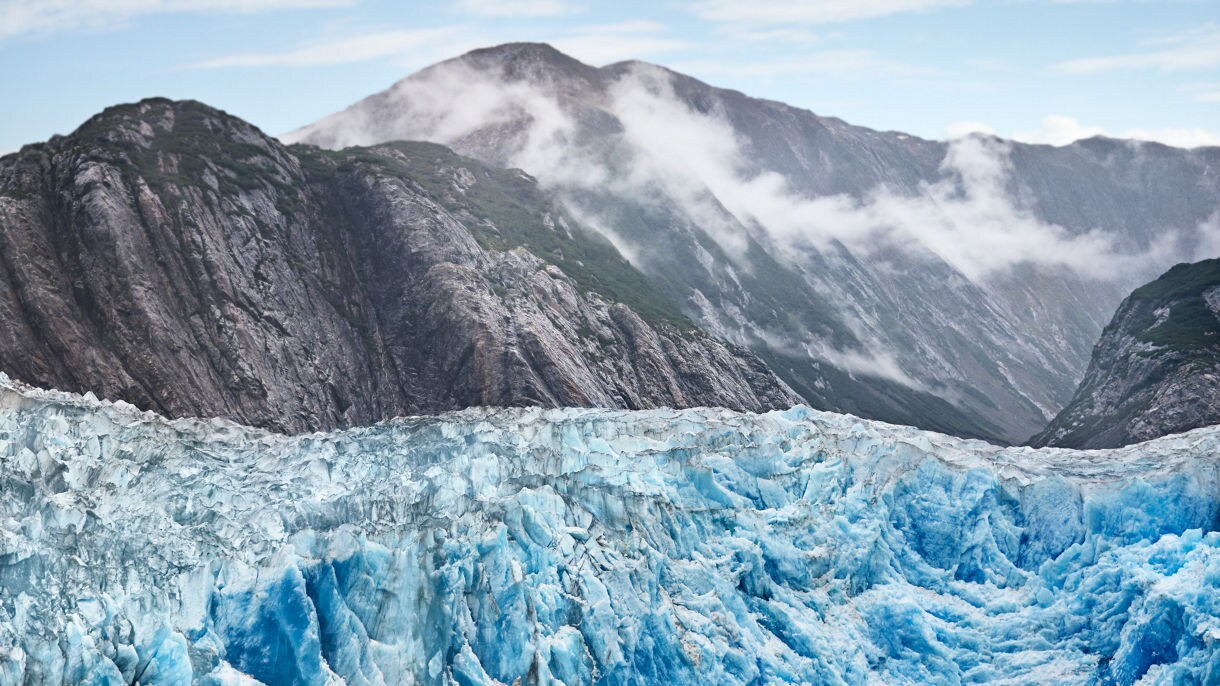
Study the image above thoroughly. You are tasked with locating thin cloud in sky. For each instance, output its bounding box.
[1182,82,1220,102]
[550,36,693,65]
[188,21,691,70]
[549,22,693,64]
[456,0,584,17]
[1055,23,1220,74]
[187,27,477,68]
[675,50,939,79]
[729,28,824,45]
[574,21,669,34]
[688,0,970,25]
[0,0,352,41]
[944,121,995,138]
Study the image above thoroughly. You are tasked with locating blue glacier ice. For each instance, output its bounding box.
[0,372,1219,685]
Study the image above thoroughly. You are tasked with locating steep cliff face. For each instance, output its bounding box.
[1030,259,1220,448]
[0,98,796,433]
[289,42,1220,443]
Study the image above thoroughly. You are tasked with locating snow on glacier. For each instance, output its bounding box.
[0,374,1219,685]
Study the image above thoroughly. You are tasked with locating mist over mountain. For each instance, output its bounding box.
[289,42,1220,443]
[0,98,795,433]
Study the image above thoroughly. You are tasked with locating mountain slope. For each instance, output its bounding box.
[288,42,1220,443]
[0,98,796,433]
[1030,259,1220,448]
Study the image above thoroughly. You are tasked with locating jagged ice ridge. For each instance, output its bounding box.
[0,373,1218,685]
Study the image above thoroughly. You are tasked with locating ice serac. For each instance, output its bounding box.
[1032,259,1220,448]
[0,99,795,433]
[2,374,1219,685]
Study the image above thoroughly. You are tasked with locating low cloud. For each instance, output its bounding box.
[297,58,1200,283]
[818,346,926,390]
[735,138,1134,282]
[603,68,1150,282]
[1191,212,1220,262]
[755,329,926,390]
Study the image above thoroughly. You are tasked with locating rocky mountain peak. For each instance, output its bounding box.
[0,100,797,433]
[71,98,267,151]
[286,43,1220,443]
[432,42,602,92]
[459,41,580,68]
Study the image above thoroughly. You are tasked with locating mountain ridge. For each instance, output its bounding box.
[0,97,797,433]
[288,42,1220,443]
[292,42,1217,153]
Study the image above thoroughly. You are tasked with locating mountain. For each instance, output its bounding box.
[0,98,796,433]
[1030,259,1220,449]
[288,42,1220,443]
[4,374,1220,684]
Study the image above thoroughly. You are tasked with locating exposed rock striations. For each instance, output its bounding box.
[0,98,796,433]
[1030,259,1220,448]
[289,42,1220,443]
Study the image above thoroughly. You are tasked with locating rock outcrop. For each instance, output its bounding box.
[0,98,797,433]
[1030,259,1220,448]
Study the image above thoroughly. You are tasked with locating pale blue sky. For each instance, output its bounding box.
[1,0,1218,154]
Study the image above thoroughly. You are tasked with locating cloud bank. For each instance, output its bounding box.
[293,56,1211,287]
[598,66,1161,282]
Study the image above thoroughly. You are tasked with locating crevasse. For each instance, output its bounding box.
[0,374,1217,685]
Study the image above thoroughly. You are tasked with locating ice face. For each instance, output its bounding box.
[0,374,1218,685]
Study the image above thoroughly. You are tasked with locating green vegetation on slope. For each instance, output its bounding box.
[71,98,296,197]
[64,99,691,334]
[1132,259,1220,352]
[293,140,694,331]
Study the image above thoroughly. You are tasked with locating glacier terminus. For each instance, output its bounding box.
[0,373,1218,685]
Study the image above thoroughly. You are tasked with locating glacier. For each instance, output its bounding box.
[0,374,1218,685]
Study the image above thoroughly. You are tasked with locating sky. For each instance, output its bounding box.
[0,0,1218,154]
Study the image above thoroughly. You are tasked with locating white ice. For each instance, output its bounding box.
[0,373,1217,685]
